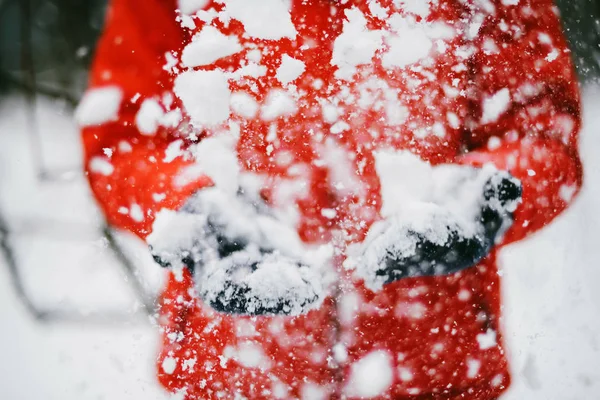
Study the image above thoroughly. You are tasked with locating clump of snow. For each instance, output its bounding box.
[373,150,435,217]
[271,379,289,398]
[276,55,306,85]
[183,188,262,245]
[301,382,329,400]
[467,358,482,379]
[331,5,456,76]
[163,51,179,73]
[396,0,431,18]
[481,88,511,124]
[260,89,297,121]
[395,301,427,320]
[88,156,114,176]
[177,0,208,14]
[147,209,210,270]
[181,26,242,67]
[173,70,231,128]
[559,184,577,203]
[338,292,360,326]
[135,98,165,136]
[382,16,433,69]
[477,329,498,350]
[230,91,259,118]
[458,289,472,301]
[329,120,350,134]
[487,136,502,150]
[190,134,240,195]
[321,208,337,219]
[75,86,122,127]
[331,8,384,80]
[320,102,340,123]
[491,374,505,388]
[368,0,389,19]
[233,342,272,369]
[345,350,394,398]
[372,150,512,219]
[317,138,365,197]
[173,164,206,189]
[220,0,297,40]
[163,139,185,163]
[229,62,268,80]
[545,49,559,62]
[177,13,196,30]
[129,203,145,222]
[161,356,178,374]
[333,343,348,363]
[398,366,414,382]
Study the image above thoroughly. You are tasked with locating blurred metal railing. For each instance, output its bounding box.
[0,0,156,324]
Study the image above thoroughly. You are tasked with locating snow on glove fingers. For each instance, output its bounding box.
[373,228,493,284]
[148,186,276,271]
[199,247,324,316]
[480,171,522,239]
[147,186,331,316]
[347,166,521,291]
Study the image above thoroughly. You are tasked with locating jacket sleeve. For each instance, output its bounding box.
[80,0,211,239]
[459,0,583,245]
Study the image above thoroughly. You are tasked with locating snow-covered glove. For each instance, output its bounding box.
[200,248,322,315]
[147,186,331,316]
[347,162,521,291]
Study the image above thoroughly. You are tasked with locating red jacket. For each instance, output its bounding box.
[81,0,582,398]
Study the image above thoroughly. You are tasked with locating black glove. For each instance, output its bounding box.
[348,167,521,289]
[147,186,329,316]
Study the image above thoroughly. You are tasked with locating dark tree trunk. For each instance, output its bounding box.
[555,0,600,82]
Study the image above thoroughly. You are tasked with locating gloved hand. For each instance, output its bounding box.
[147,185,331,316]
[346,161,521,291]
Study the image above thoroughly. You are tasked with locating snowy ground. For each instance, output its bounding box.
[1,87,600,399]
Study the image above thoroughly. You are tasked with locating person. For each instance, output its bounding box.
[78,0,582,398]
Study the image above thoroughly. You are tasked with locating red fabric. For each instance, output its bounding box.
[82,0,582,398]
